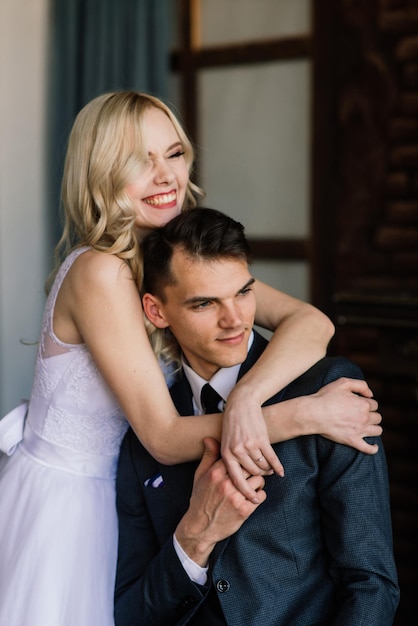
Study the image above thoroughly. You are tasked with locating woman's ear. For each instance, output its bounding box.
[142,293,170,328]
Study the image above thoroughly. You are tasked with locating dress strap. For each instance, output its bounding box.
[41,246,91,358]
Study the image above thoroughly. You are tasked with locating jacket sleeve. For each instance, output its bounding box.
[285,357,400,624]
[114,429,207,626]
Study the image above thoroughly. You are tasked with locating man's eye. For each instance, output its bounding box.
[239,288,252,296]
[193,301,211,310]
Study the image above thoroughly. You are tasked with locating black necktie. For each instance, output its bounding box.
[201,383,223,414]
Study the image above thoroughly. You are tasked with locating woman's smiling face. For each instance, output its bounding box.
[125,107,190,236]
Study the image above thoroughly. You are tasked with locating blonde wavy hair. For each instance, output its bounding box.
[47,91,203,290]
[46,91,204,364]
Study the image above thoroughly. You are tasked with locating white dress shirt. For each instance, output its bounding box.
[173,332,254,584]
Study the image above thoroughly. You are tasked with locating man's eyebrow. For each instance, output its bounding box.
[182,277,255,305]
[239,277,255,291]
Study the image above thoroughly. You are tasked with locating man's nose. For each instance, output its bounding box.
[219,304,242,328]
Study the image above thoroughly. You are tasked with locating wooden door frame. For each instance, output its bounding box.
[170,0,315,268]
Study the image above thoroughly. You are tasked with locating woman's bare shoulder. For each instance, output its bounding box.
[69,249,133,291]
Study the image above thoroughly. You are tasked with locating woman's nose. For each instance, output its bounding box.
[154,158,175,184]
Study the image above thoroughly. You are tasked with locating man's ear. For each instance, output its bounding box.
[142,293,170,328]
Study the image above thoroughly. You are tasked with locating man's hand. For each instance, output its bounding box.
[175,437,266,566]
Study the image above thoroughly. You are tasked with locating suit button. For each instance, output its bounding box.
[176,595,197,616]
[216,579,230,593]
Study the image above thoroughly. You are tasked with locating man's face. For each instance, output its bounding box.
[143,248,256,380]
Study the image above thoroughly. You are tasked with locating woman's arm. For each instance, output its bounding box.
[63,253,379,502]
[247,279,335,399]
[261,377,382,452]
[221,279,335,484]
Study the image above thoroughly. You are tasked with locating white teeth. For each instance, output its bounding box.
[144,191,176,206]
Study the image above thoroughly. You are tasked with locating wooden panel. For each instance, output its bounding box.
[313,2,418,623]
[172,35,311,69]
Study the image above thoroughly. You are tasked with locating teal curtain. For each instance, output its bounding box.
[47,0,172,247]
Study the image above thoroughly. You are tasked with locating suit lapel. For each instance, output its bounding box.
[238,332,286,405]
[237,331,268,380]
[169,371,194,415]
[160,461,197,515]
[162,335,281,520]
[162,374,199,514]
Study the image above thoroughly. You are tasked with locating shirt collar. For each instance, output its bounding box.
[182,331,254,414]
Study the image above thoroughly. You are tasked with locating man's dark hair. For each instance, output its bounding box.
[142,207,253,300]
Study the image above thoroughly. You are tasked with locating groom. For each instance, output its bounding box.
[115,207,399,625]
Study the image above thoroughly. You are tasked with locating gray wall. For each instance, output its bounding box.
[0,0,50,415]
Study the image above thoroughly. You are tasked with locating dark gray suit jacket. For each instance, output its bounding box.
[115,332,399,625]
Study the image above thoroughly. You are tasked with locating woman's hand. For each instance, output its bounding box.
[259,376,383,456]
[307,377,382,453]
[220,385,284,503]
[220,375,382,502]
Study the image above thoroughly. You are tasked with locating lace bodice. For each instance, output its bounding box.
[27,247,128,455]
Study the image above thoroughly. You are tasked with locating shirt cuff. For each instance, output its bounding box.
[173,534,208,585]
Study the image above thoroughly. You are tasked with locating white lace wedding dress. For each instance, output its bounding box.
[0,247,129,626]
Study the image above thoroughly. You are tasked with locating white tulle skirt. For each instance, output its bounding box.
[0,434,118,626]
